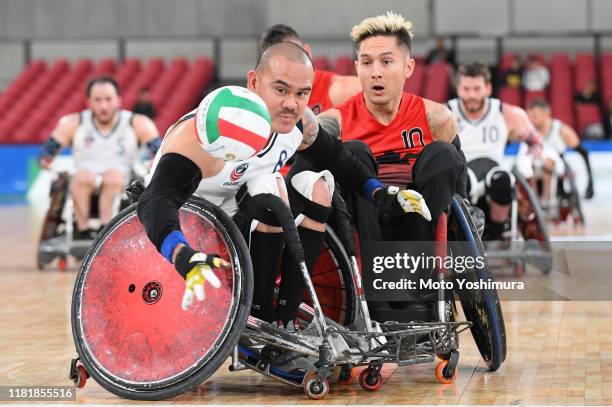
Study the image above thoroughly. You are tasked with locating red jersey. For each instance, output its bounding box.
[338,92,434,186]
[338,92,433,159]
[309,70,335,115]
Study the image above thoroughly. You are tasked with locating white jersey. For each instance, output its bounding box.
[146,110,303,217]
[543,119,566,154]
[447,98,509,164]
[72,109,139,178]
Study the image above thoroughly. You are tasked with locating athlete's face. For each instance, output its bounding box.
[88,83,120,125]
[457,75,492,114]
[247,57,313,134]
[527,106,550,130]
[355,35,414,106]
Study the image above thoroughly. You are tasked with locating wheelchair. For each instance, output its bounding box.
[543,154,585,226]
[481,165,553,276]
[37,169,140,271]
[69,188,505,400]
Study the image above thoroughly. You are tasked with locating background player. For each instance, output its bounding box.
[519,98,594,203]
[259,24,362,114]
[38,76,161,239]
[447,62,543,240]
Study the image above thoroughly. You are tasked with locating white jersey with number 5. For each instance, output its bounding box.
[447,98,508,164]
[72,109,139,178]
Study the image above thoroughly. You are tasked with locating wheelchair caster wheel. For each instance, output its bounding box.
[435,360,457,384]
[303,370,329,400]
[58,257,67,271]
[74,364,87,388]
[338,365,356,385]
[359,368,382,391]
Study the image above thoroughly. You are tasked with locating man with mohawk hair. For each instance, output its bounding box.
[287,12,468,318]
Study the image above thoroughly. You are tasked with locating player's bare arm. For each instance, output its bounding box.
[560,124,580,149]
[502,103,540,142]
[298,108,342,150]
[423,99,457,143]
[38,113,80,168]
[132,113,160,144]
[329,75,362,106]
[51,113,80,146]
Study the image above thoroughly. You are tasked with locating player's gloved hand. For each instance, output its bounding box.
[585,180,594,200]
[174,245,230,311]
[373,186,432,221]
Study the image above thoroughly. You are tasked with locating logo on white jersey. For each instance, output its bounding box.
[229,163,249,182]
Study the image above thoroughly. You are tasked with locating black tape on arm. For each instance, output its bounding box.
[298,126,376,193]
[136,153,202,252]
[40,135,62,159]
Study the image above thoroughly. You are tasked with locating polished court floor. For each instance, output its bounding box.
[0,202,611,405]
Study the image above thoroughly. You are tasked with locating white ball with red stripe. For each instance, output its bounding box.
[195,86,272,161]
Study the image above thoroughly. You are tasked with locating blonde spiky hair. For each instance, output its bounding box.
[350,11,414,52]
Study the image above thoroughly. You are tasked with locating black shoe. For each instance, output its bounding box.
[73,229,91,240]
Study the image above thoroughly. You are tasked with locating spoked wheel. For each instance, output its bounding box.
[448,195,506,371]
[303,226,358,326]
[71,196,253,400]
[513,167,553,273]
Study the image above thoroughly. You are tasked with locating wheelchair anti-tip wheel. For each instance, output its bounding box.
[448,195,507,371]
[71,196,253,400]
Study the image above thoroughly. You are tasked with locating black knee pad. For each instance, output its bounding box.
[485,169,514,205]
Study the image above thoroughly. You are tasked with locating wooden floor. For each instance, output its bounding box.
[1,203,611,405]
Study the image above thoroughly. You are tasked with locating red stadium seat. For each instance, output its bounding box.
[498,87,522,107]
[524,90,547,108]
[333,56,355,76]
[404,62,425,96]
[574,53,596,94]
[423,62,451,103]
[313,57,330,71]
[575,103,602,137]
[549,53,574,128]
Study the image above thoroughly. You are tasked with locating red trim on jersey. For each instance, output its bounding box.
[218,118,268,151]
[308,70,335,114]
[337,92,434,159]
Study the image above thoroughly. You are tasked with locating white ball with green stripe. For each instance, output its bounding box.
[196,86,272,161]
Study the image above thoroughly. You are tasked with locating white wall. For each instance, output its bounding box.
[513,0,588,33]
[434,0,509,35]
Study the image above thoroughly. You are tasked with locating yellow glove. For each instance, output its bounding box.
[175,247,230,310]
[396,188,432,221]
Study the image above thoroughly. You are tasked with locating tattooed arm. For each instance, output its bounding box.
[423,99,458,143]
[298,107,342,150]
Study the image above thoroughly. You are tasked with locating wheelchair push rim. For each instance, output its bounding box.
[71,197,253,400]
[449,196,507,370]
